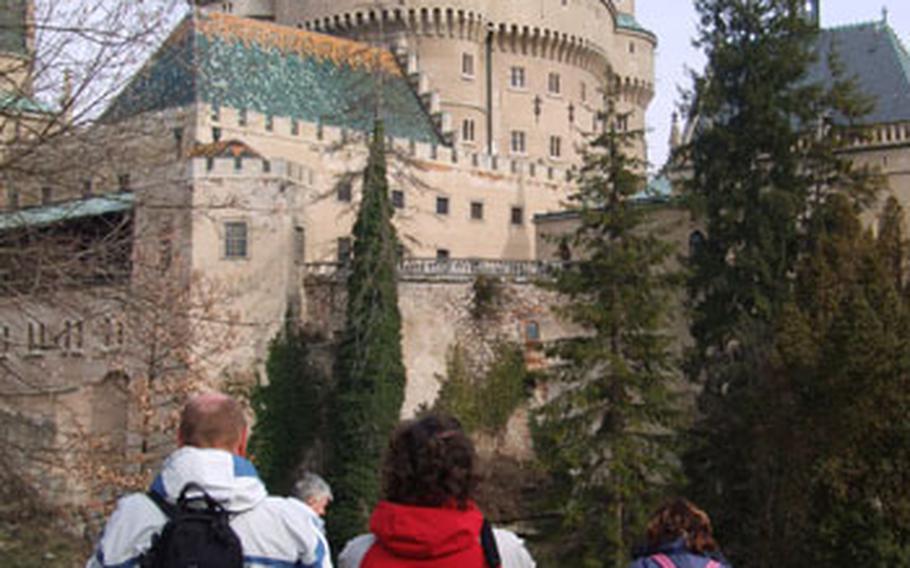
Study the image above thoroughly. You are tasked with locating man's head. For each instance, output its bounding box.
[293,472,333,517]
[177,392,248,456]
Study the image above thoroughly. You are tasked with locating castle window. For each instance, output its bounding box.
[510,130,526,154]
[294,226,305,265]
[1,325,10,356]
[291,119,300,135]
[41,187,52,205]
[462,119,475,142]
[629,41,635,54]
[391,190,405,209]
[6,188,18,210]
[27,322,46,352]
[549,136,562,158]
[211,104,220,123]
[581,81,587,102]
[82,179,93,197]
[510,66,526,89]
[471,201,484,220]
[224,221,248,259]
[436,196,450,216]
[265,115,274,131]
[462,53,475,78]
[525,320,541,343]
[436,249,450,261]
[262,160,271,173]
[511,206,524,226]
[337,237,352,263]
[238,108,248,127]
[212,127,222,142]
[337,181,352,202]
[118,174,130,191]
[689,230,706,258]
[548,72,561,95]
[206,157,215,171]
[234,156,242,171]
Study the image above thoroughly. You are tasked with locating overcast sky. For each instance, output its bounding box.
[638,0,910,173]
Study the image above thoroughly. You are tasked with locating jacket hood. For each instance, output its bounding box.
[369,500,484,559]
[149,447,267,513]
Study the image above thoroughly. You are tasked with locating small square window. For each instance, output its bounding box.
[511,206,524,226]
[224,221,248,259]
[41,186,52,205]
[82,179,93,198]
[462,53,475,78]
[548,72,561,95]
[234,156,242,171]
[212,127,222,142]
[549,136,562,158]
[211,105,221,122]
[510,66,526,89]
[337,181,353,202]
[470,201,484,220]
[525,321,541,342]
[436,249,450,261]
[265,115,274,131]
[291,119,300,135]
[262,160,271,173]
[580,82,587,102]
[629,41,635,54]
[118,174,130,191]
[337,237,352,263]
[436,196,450,215]
[510,131,526,154]
[391,190,405,209]
[238,108,248,127]
[6,188,18,210]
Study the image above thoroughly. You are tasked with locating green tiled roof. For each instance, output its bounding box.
[104,13,444,145]
[0,192,135,231]
[0,90,54,115]
[0,0,28,56]
[616,13,655,38]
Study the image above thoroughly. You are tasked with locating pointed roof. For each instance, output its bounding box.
[809,20,910,124]
[103,13,444,144]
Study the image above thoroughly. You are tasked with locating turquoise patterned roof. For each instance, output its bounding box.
[616,13,655,38]
[104,13,444,144]
[0,90,53,115]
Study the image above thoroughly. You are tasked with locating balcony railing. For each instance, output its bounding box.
[303,258,559,282]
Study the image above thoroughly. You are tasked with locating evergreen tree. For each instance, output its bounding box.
[327,121,406,548]
[682,1,880,563]
[249,319,328,494]
[534,95,682,567]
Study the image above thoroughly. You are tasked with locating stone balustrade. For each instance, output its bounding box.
[303,258,559,282]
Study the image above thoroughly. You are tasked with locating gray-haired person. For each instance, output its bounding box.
[295,472,333,518]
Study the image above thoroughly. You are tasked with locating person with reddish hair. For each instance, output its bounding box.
[338,414,535,568]
[628,498,731,568]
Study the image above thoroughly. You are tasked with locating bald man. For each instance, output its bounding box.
[87,392,332,568]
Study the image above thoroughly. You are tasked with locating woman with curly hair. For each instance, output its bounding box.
[628,498,731,568]
[338,414,535,568]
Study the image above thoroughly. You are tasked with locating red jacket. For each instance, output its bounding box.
[362,500,487,567]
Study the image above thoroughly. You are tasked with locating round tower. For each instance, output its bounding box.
[266,0,656,167]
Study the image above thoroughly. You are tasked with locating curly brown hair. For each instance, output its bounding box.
[381,414,478,509]
[646,498,720,554]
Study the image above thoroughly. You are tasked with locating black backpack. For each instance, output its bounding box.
[140,482,244,568]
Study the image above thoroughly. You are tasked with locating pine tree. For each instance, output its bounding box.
[683,1,880,563]
[327,121,406,548]
[249,318,328,494]
[534,94,682,567]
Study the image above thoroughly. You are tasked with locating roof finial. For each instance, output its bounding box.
[882,6,888,24]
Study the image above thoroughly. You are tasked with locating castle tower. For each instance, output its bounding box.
[202,1,656,167]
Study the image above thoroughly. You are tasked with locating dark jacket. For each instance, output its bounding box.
[628,538,731,568]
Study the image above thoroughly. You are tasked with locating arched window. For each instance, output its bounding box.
[689,230,706,258]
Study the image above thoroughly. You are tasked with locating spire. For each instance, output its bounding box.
[669,112,681,151]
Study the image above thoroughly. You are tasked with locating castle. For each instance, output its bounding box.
[0,0,908,508]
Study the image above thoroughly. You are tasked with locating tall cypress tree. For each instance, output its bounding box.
[683,1,881,563]
[327,121,406,548]
[535,95,682,567]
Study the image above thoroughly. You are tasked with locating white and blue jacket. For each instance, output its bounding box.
[87,446,331,568]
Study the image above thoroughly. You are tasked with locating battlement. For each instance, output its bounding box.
[202,104,573,187]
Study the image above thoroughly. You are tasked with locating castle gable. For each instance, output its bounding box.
[810,21,910,125]
[103,13,443,144]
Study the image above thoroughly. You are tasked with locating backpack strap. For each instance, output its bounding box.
[146,488,176,519]
[480,518,501,568]
[649,554,676,568]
